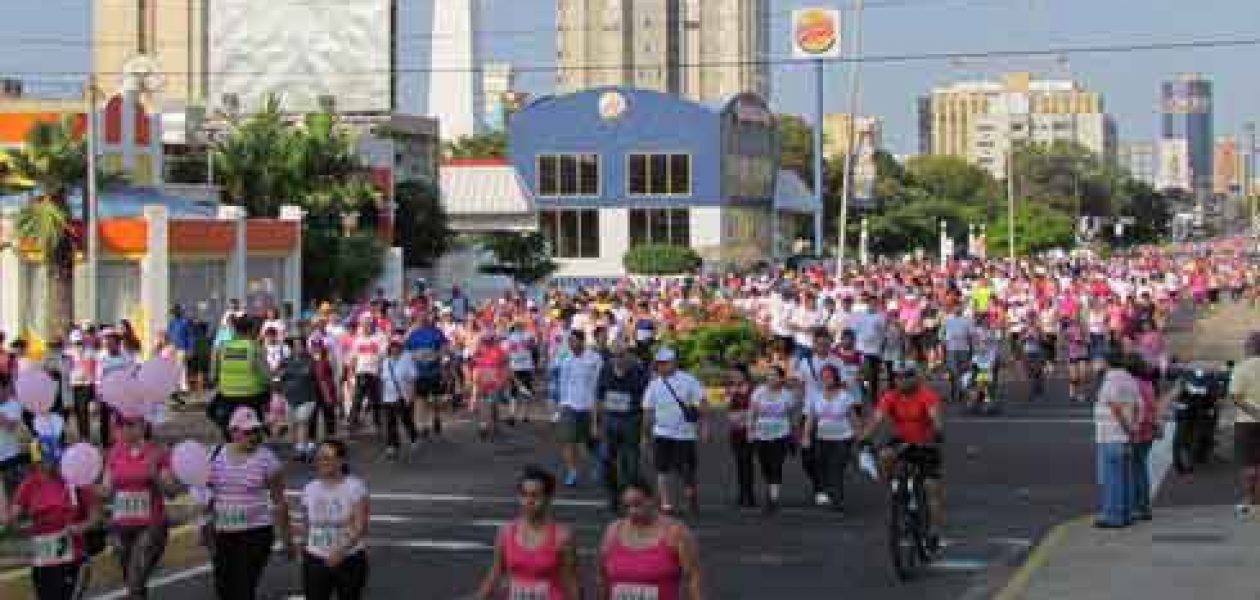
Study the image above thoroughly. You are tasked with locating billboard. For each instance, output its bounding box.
[209,0,394,115]
[791,9,842,59]
[1157,138,1190,191]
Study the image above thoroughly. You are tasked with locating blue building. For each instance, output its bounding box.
[508,87,818,277]
[1161,74,1213,199]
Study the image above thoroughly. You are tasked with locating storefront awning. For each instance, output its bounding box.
[773,170,821,214]
[439,160,538,232]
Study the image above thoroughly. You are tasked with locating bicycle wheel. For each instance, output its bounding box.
[912,475,935,562]
[888,477,922,580]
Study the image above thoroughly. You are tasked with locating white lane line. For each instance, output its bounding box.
[950,418,1092,424]
[369,514,508,528]
[929,558,991,572]
[1149,420,1177,497]
[284,490,603,508]
[90,564,212,600]
[371,539,492,551]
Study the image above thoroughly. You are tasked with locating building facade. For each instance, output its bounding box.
[1160,74,1213,198]
[918,72,1111,176]
[1213,136,1243,197]
[822,113,882,159]
[509,88,813,277]
[481,63,516,131]
[1119,142,1157,187]
[430,0,482,139]
[556,0,769,103]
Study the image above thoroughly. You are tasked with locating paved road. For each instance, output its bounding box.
[88,368,1106,600]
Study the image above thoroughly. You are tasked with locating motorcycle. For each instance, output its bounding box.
[964,354,1000,415]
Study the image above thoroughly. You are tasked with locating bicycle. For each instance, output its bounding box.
[886,443,937,581]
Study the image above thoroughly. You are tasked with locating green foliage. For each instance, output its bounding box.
[776,114,814,184]
[985,202,1076,257]
[865,194,984,256]
[668,321,764,385]
[444,131,508,160]
[16,199,70,258]
[479,232,557,284]
[301,227,387,303]
[623,244,702,275]
[394,179,454,268]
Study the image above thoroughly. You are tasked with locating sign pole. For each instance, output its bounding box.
[835,0,863,272]
[85,76,99,324]
[812,59,824,258]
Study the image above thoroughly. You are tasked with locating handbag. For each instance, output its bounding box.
[660,376,700,424]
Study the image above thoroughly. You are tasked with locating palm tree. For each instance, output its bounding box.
[4,118,88,336]
[211,95,302,217]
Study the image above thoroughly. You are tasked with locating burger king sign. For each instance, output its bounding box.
[791,8,841,59]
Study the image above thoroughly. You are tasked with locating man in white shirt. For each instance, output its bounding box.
[556,330,603,487]
[941,308,977,403]
[380,337,419,459]
[791,293,820,360]
[1093,351,1138,528]
[852,298,888,402]
[643,347,706,515]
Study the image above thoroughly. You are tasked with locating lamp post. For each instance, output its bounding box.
[1006,147,1016,260]
[858,216,869,266]
[84,75,100,324]
[835,0,866,272]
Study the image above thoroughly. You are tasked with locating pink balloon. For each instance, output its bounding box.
[137,358,180,402]
[98,370,138,411]
[170,440,210,487]
[60,442,102,486]
[15,368,56,414]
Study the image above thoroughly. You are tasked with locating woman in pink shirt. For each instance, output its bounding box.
[102,413,178,600]
[3,437,102,600]
[477,466,578,600]
[598,480,703,600]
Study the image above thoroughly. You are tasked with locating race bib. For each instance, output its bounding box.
[755,418,789,440]
[113,490,153,522]
[214,503,251,531]
[605,391,634,412]
[635,328,654,342]
[307,525,343,552]
[816,418,850,440]
[412,348,438,363]
[508,579,551,600]
[32,530,74,566]
[611,584,659,600]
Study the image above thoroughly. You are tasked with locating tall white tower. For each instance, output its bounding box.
[429,0,483,140]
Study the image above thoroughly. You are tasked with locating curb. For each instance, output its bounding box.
[0,522,205,600]
[992,514,1092,600]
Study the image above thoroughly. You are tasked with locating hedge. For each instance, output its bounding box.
[623,244,702,275]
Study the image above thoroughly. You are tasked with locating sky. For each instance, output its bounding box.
[4,0,1260,154]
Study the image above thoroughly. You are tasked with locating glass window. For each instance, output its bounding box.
[560,210,580,258]
[627,208,690,247]
[669,154,689,194]
[669,208,689,246]
[538,156,558,196]
[579,210,599,257]
[540,211,559,254]
[649,154,669,194]
[650,208,670,244]
[559,155,578,195]
[629,208,648,246]
[579,154,599,195]
[628,154,648,195]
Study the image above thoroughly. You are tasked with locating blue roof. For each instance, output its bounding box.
[0,186,220,219]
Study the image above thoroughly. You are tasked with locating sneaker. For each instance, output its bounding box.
[564,471,578,487]
[1236,504,1253,519]
[814,492,831,507]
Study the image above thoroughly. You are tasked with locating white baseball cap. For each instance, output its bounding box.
[654,347,677,362]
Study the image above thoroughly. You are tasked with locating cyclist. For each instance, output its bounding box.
[858,361,945,550]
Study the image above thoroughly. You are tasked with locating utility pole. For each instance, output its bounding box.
[835,0,865,272]
[1247,122,1257,237]
[1007,147,1016,260]
[85,75,99,324]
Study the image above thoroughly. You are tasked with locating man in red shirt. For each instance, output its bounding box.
[860,361,945,548]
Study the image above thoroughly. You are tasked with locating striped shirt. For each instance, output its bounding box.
[208,446,281,532]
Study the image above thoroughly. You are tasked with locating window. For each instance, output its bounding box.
[629,208,690,247]
[627,153,691,196]
[540,209,600,258]
[537,154,598,196]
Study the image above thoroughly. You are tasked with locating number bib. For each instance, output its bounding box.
[113,490,152,522]
[508,579,551,600]
[604,391,634,412]
[307,525,343,553]
[611,584,659,600]
[816,418,849,440]
[214,503,251,532]
[755,418,789,440]
[32,530,74,566]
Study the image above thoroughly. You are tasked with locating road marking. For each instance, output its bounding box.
[950,418,1092,425]
[1149,420,1177,497]
[90,564,212,600]
[371,539,493,551]
[929,558,991,572]
[285,489,604,508]
[369,514,508,528]
[992,515,1092,600]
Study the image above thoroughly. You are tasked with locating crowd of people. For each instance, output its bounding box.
[0,238,1257,599]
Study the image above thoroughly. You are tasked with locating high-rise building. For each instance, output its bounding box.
[481,63,516,131]
[1159,74,1213,197]
[918,72,1114,179]
[1119,143,1157,187]
[1213,136,1243,197]
[430,0,483,139]
[556,0,768,103]
[822,113,882,159]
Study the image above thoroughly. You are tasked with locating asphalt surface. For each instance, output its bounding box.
[87,368,1105,600]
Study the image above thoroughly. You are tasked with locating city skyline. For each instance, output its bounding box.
[4,0,1260,155]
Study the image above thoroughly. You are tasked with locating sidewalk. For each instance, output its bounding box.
[1000,301,1260,600]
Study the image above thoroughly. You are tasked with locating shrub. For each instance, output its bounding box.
[670,320,764,380]
[623,244,702,276]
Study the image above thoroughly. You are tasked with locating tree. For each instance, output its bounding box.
[986,202,1076,257]
[1012,141,1120,218]
[865,194,985,256]
[478,232,557,285]
[302,224,387,303]
[903,155,1000,216]
[393,179,454,268]
[776,114,815,184]
[444,131,508,160]
[211,96,301,217]
[4,118,88,336]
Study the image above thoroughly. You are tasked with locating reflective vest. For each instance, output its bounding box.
[218,340,267,397]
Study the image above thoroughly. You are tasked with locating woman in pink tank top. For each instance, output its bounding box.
[598,482,702,600]
[477,467,577,600]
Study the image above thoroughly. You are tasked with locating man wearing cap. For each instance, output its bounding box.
[595,342,649,509]
[642,346,707,515]
[554,331,602,486]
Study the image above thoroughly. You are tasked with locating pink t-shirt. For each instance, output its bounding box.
[13,472,95,566]
[106,442,171,528]
[208,446,282,532]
